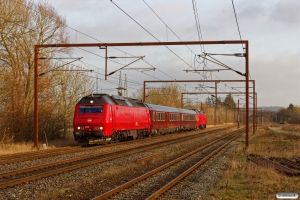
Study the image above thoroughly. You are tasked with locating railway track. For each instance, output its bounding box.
[248,156,300,176]
[92,129,243,199]
[0,146,81,165]
[0,125,232,166]
[0,126,237,189]
[0,146,79,161]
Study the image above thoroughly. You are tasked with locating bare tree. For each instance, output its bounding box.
[132,83,187,108]
[0,0,92,142]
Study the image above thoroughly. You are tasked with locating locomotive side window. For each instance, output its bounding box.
[110,105,112,113]
[79,106,103,114]
[120,108,123,114]
[130,109,132,114]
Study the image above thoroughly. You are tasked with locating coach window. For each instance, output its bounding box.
[130,109,132,114]
[110,105,112,113]
[152,111,155,121]
[137,110,139,115]
[120,108,122,114]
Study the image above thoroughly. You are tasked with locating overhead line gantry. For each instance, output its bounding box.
[34,40,250,148]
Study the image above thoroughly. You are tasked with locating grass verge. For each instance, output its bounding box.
[0,132,78,156]
[208,127,300,200]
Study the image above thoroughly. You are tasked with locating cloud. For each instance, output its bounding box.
[33,0,300,107]
[269,0,300,25]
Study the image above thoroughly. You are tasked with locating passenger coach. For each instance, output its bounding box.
[145,104,198,134]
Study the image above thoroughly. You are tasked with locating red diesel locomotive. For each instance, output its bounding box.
[73,94,207,145]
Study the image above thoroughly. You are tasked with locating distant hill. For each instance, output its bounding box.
[259,106,283,112]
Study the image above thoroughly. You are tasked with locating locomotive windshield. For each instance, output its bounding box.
[79,105,103,114]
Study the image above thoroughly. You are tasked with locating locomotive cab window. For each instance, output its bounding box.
[79,106,103,114]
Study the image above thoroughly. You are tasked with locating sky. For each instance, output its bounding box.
[35,0,300,107]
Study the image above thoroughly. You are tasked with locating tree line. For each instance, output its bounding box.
[0,0,92,143]
[277,104,300,124]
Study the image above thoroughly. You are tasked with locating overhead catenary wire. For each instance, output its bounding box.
[142,0,228,95]
[231,0,244,52]
[9,0,174,80]
[109,0,211,93]
[191,0,205,54]
[143,0,209,80]
[110,0,192,69]
[10,0,238,101]
[49,57,144,90]
[198,54,245,76]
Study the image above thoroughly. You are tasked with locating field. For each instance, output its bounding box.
[1,125,299,199]
[0,131,77,156]
[208,126,300,199]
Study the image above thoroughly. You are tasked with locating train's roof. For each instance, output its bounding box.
[145,103,180,112]
[146,103,197,114]
[77,94,147,108]
[177,108,197,114]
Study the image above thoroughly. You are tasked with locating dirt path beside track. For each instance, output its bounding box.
[269,126,300,136]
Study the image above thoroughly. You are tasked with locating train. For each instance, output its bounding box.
[73,94,207,145]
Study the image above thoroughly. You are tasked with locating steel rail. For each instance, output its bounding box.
[248,157,300,176]
[269,157,300,171]
[0,126,232,167]
[145,132,242,200]
[92,129,244,200]
[0,125,231,165]
[0,127,235,188]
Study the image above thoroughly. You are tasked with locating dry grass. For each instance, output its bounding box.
[0,131,78,156]
[283,124,300,132]
[208,128,300,200]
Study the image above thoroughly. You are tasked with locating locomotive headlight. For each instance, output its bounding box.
[77,127,80,130]
[100,126,103,130]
